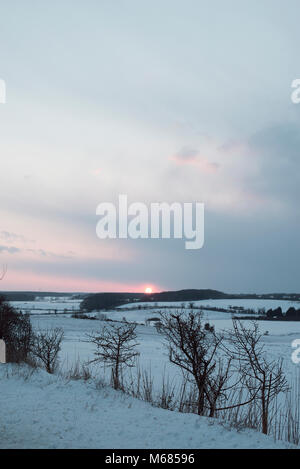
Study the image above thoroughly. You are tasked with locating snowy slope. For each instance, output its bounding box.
[0,365,292,449]
[29,314,299,394]
[10,298,81,314]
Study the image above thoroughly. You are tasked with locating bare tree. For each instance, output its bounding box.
[159,311,227,415]
[159,311,256,417]
[31,327,64,374]
[87,323,139,390]
[228,319,288,434]
[205,357,234,417]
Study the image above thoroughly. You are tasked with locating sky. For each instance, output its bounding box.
[0,0,300,293]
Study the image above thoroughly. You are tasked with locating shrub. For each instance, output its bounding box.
[31,327,64,373]
[87,323,139,390]
[0,296,33,362]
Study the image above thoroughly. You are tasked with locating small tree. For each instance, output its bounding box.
[159,311,224,415]
[160,311,262,419]
[228,319,288,434]
[31,327,64,373]
[87,323,139,390]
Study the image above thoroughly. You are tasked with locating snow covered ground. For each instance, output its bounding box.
[2,296,300,448]
[118,298,300,311]
[0,365,293,449]
[26,297,300,390]
[109,298,300,324]
[29,311,300,398]
[10,297,81,314]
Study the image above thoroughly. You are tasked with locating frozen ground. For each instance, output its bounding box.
[0,365,293,449]
[2,296,300,449]
[10,297,81,314]
[23,297,300,387]
[29,304,300,394]
[109,298,300,324]
[118,298,300,311]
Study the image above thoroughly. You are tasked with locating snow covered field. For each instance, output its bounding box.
[10,297,81,314]
[2,296,300,449]
[27,298,300,394]
[0,365,293,449]
[9,296,298,385]
[111,298,300,324]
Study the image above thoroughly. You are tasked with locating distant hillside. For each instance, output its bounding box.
[80,289,230,312]
[80,289,300,312]
[0,292,36,301]
[0,291,86,302]
[140,289,230,303]
[80,293,145,312]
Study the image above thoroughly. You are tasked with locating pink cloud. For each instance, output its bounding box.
[170,154,219,173]
[91,168,102,176]
[0,269,163,293]
[170,144,220,173]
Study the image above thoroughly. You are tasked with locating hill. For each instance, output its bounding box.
[80,289,230,312]
[0,365,290,449]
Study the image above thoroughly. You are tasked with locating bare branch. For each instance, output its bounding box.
[87,323,139,390]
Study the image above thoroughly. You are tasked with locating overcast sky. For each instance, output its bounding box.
[0,0,300,293]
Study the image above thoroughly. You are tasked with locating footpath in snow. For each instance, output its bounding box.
[0,365,292,449]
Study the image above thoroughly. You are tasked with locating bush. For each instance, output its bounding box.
[31,327,64,373]
[0,296,33,362]
[87,323,139,390]
[204,322,215,333]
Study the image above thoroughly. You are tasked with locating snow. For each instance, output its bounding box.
[118,298,300,312]
[28,305,300,392]
[10,298,81,314]
[0,364,292,449]
[2,296,300,448]
[109,298,300,325]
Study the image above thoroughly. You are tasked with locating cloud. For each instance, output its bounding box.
[175,146,199,161]
[245,122,300,212]
[162,133,293,215]
[0,231,35,244]
[171,146,220,173]
[25,248,74,259]
[0,235,74,259]
[0,245,20,254]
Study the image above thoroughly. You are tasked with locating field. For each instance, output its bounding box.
[14,296,300,389]
[1,296,300,449]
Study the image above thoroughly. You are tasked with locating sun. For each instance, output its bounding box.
[145,287,152,294]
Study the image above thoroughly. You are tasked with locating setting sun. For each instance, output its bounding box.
[145,287,152,294]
